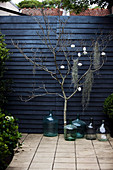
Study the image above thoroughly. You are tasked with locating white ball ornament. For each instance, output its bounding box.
[60,65,65,69]
[78,87,82,91]
[101,52,106,56]
[78,63,82,66]
[71,44,75,48]
[78,52,81,57]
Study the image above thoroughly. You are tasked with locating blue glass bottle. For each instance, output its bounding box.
[64,120,77,141]
[43,110,58,137]
[72,114,86,138]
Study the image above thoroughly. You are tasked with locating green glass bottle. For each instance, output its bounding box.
[86,118,96,140]
[72,114,86,138]
[43,110,58,137]
[64,120,77,141]
[96,120,110,141]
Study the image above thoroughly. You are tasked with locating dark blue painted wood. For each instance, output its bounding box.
[0,16,113,133]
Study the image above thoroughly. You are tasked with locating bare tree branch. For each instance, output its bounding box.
[12,14,113,126]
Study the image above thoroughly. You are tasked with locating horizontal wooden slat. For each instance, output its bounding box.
[0,16,113,133]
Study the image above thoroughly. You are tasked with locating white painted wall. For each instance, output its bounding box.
[0,2,20,16]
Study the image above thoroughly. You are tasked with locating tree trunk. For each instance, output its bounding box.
[64,98,67,126]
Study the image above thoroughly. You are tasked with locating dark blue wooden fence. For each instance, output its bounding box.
[0,16,113,133]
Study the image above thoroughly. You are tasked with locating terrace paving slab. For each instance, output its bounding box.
[6,134,113,170]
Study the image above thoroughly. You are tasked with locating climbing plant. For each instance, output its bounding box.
[0,32,11,111]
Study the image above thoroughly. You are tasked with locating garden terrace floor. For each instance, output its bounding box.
[6,134,113,170]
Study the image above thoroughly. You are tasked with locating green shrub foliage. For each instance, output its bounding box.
[0,32,11,110]
[18,0,61,8]
[103,93,113,118]
[0,109,22,169]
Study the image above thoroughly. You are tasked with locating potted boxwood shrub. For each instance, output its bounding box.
[0,109,22,170]
[0,31,22,169]
[103,93,113,137]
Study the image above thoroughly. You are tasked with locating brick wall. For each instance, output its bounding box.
[71,8,110,16]
[21,8,110,16]
[21,8,63,16]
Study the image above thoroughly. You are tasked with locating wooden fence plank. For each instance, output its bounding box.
[0,16,113,133]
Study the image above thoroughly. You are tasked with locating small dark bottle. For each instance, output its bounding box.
[43,110,58,137]
[85,118,96,140]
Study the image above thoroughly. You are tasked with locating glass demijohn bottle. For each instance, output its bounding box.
[86,118,96,140]
[64,120,77,141]
[72,114,86,138]
[43,110,58,137]
[96,120,110,141]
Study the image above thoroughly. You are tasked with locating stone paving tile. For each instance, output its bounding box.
[33,157,54,163]
[6,134,113,170]
[12,156,32,163]
[75,139,92,145]
[93,144,112,150]
[76,144,94,150]
[53,169,76,170]
[92,140,110,145]
[25,134,42,140]
[8,162,29,168]
[13,148,36,158]
[98,157,113,164]
[37,147,56,152]
[55,152,75,158]
[77,163,100,170]
[92,140,113,150]
[58,140,74,145]
[95,149,113,157]
[6,168,27,170]
[53,162,76,169]
[55,157,75,163]
[57,144,75,149]
[76,149,96,157]
[34,152,55,158]
[29,169,51,170]
[58,134,74,145]
[99,164,113,170]
[77,157,98,164]
[56,147,75,153]
[41,136,58,143]
[29,163,52,169]
[38,144,56,147]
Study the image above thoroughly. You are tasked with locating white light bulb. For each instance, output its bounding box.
[78,52,81,57]
[101,52,106,56]
[83,47,86,51]
[78,63,82,66]
[60,65,65,69]
[71,44,75,48]
[78,87,82,91]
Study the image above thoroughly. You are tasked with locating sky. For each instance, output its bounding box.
[11,0,23,4]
